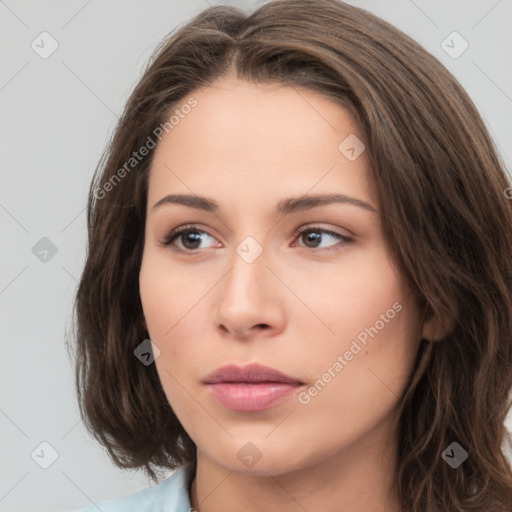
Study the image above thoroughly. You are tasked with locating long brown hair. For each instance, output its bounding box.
[70,1,512,510]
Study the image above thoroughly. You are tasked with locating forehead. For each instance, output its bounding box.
[147,78,378,216]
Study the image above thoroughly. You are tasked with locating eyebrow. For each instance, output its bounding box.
[152,193,377,215]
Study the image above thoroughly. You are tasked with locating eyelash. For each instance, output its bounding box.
[159,224,354,254]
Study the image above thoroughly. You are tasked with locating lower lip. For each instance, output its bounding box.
[207,382,301,411]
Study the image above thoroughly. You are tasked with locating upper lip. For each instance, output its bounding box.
[203,363,303,384]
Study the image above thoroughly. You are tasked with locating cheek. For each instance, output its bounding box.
[295,299,420,448]
[302,248,420,399]
[139,250,191,338]
[308,245,409,343]
[139,250,208,381]
[139,252,164,326]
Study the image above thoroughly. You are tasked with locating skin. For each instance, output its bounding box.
[139,77,445,512]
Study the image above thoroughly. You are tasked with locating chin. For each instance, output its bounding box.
[205,438,321,477]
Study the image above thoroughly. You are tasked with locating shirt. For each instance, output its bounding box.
[70,463,195,512]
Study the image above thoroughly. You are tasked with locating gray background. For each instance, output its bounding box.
[1,0,511,510]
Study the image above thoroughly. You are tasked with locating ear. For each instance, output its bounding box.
[421,306,456,342]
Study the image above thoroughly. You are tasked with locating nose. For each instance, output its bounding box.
[214,244,286,341]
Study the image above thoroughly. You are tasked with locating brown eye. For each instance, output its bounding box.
[160,224,354,254]
[293,226,353,253]
[161,225,217,251]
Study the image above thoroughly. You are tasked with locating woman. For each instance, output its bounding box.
[71,0,512,510]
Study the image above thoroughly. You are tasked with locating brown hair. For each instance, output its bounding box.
[69,0,512,510]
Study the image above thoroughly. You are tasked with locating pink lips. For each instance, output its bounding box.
[203,363,304,412]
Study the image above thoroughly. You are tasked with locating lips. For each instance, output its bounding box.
[203,363,304,412]
[203,363,303,385]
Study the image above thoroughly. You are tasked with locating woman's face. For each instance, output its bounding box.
[139,77,427,475]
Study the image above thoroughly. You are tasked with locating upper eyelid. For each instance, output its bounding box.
[162,224,352,247]
[166,223,350,237]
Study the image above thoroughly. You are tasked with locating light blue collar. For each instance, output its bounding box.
[73,462,196,512]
